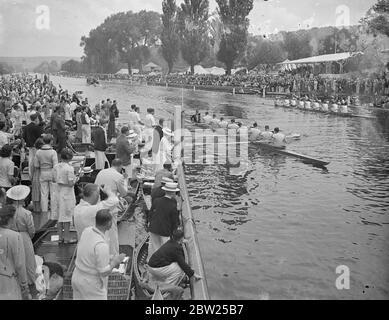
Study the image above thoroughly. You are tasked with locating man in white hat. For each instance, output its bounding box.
[151,176,173,205]
[148,182,180,260]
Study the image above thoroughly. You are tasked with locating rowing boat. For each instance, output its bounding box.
[185,120,330,167]
[273,99,376,120]
[252,141,330,167]
[133,234,189,300]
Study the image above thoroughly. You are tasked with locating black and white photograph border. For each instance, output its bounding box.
[0,0,388,304]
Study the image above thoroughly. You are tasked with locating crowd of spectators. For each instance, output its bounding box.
[54,68,389,97]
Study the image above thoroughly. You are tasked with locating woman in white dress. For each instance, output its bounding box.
[53,149,77,244]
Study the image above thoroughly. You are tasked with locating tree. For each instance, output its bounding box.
[247,38,285,69]
[80,11,161,74]
[283,31,312,60]
[177,0,210,74]
[216,0,253,75]
[114,11,161,74]
[0,62,14,75]
[161,0,180,74]
[319,27,358,55]
[362,0,389,37]
[61,59,83,73]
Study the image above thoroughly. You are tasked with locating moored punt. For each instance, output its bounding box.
[134,234,188,300]
[274,99,376,120]
[133,164,209,300]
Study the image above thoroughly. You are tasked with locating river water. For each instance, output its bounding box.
[51,76,389,300]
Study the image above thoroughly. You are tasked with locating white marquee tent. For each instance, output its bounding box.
[188,65,210,75]
[205,66,226,75]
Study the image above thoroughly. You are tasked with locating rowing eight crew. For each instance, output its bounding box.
[192,111,288,147]
[275,96,349,114]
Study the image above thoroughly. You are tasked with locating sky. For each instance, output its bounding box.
[0,0,376,57]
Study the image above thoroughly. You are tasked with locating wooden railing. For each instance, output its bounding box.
[177,164,209,300]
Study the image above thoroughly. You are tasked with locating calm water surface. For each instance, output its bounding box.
[52,76,389,300]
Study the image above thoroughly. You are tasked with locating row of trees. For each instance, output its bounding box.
[77,0,254,75]
[0,62,14,75]
[64,0,387,76]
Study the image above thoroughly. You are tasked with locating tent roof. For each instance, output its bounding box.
[205,66,225,75]
[279,52,363,65]
[144,62,160,68]
[188,65,210,74]
[116,68,129,74]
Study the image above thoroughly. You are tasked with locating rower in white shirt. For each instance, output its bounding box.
[272,127,287,147]
[227,119,239,130]
[219,117,228,129]
[321,101,329,112]
[203,112,212,124]
[330,101,339,113]
[249,123,261,141]
[260,125,273,140]
[210,115,220,128]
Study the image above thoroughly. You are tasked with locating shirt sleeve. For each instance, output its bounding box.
[26,212,35,239]
[67,167,76,183]
[7,161,14,176]
[94,242,111,274]
[174,245,194,278]
[52,151,59,167]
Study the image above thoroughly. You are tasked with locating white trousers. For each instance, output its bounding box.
[82,124,91,143]
[40,180,58,219]
[95,150,109,170]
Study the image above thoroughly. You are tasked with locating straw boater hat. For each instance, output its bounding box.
[161,177,174,184]
[127,130,138,138]
[7,185,30,201]
[162,182,180,192]
[82,167,93,174]
[163,128,174,136]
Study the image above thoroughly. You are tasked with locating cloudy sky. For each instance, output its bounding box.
[0,0,376,57]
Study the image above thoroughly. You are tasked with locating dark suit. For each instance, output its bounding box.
[149,196,179,238]
[116,134,135,166]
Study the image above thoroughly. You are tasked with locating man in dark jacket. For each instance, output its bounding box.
[92,124,108,170]
[116,126,135,177]
[22,113,43,178]
[151,177,173,205]
[148,182,180,259]
[148,228,201,290]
